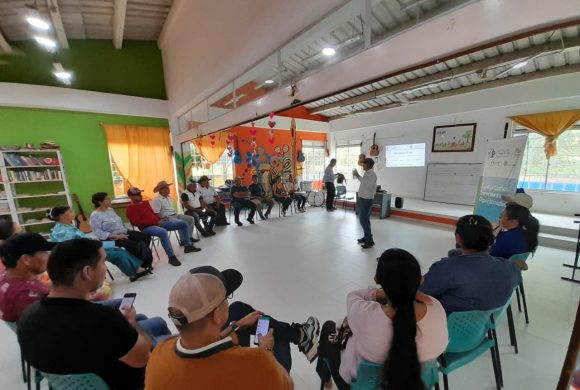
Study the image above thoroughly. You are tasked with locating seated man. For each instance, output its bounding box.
[145,266,298,389]
[151,180,200,244]
[249,174,274,220]
[273,176,292,216]
[17,239,171,390]
[0,233,51,323]
[125,187,201,266]
[198,175,229,226]
[230,177,257,226]
[420,214,522,314]
[180,180,217,237]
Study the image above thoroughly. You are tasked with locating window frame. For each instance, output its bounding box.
[188,143,233,187]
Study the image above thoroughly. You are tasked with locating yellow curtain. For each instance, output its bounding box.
[193,132,228,164]
[102,124,174,201]
[511,110,580,158]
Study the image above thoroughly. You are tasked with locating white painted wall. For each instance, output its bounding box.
[330,72,580,216]
[0,83,168,118]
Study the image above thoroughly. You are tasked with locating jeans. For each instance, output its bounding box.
[293,194,307,210]
[142,225,175,257]
[232,200,256,222]
[316,321,349,390]
[226,301,302,373]
[325,182,336,210]
[358,197,373,242]
[159,219,192,246]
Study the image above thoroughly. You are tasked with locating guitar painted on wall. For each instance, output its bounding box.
[72,194,92,233]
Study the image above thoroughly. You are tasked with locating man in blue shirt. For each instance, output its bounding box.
[420,215,522,314]
[230,177,257,226]
[248,175,274,220]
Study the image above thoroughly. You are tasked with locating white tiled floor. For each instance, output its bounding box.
[1,206,579,389]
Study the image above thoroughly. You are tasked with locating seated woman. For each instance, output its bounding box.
[90,192,154,266]
[47,206,152,282]
[315,249,448,389]
[288,175,307,213]
[273,176,292,216]
[491,202,539,262]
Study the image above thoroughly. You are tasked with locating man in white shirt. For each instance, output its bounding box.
[198,176,229,226]
[323,159,337,212]
[151,180,201,249]
[353,158,377,248]
[181,180,217,237]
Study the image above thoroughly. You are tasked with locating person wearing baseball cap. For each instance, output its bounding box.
[197,176,230,226]
[0,233,53,322]
[145,266,315,389]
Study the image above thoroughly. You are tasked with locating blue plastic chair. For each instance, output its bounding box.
[40,372,110,390]
[348,359,440,390]
[4,321,28,383]
[509,252,531,324]
[438,310,501,390]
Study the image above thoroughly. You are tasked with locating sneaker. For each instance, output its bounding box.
[357,237,366,243]
[361,241,375,249]
[190,236,200,243]
[298,316,320,363]
[168,256,181,266]
[201,231,212,238]
[235,220,243,226]
[129,268,152,282]
[247,219,255,224]
[184,245,201,253]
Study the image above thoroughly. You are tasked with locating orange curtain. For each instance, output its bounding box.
[512,110,580,158]
[193,132,228,164]
[102,124,174,201]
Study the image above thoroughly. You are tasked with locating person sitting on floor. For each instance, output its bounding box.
[315,249,448,389]
[90,192,154,268]
[17,239,171,390]
[288,175,307,213]
[230,177,257,226]
[126,187,199,267]
[48,206,152,281]
[180,180,216,237]
[421,214,523,314]
[145,266,311,389]
[198,176,229,226]
[273,176,292,216]
[0,233,52,323]
[249,174,274,220]
[151,180,200,245]
[491,191,540,263]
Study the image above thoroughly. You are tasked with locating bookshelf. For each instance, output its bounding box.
[0,149,72,234]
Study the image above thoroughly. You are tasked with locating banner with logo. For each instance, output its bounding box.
[474,136,528,224]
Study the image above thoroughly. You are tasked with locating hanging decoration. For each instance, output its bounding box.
[233,135,243,165]
[226,131,235,157]
[268,112,276,144]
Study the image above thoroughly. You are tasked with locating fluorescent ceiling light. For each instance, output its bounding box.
[26,17,50,31]
[34,36,57,49]
[322,47,336,56]
[512,61,528,69]
[54,71,72,80]
[264,79,274,84]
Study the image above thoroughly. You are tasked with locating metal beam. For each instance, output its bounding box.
[329,64,580,119]
[46,0,69,49]
[0,30,12,54]
[113,0,128,49]
[311,36,580,114]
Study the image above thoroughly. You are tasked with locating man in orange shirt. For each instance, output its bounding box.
[145,266,293,389]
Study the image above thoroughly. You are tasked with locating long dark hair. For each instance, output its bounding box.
[455,215,494,251]
[504,204,540,253]
[376,248,424,390]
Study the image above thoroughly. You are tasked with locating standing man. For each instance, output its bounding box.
[198,176,230,226]
[181,180,217,237]
[323,158,337,211]
[353,158,377,249]
[230,177,257,226]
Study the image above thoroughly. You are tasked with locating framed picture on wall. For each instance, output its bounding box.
[432,123,477,152]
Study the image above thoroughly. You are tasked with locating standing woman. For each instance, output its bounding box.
[90,192,154,265]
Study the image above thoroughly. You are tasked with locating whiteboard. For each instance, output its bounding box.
[424,163,482,206]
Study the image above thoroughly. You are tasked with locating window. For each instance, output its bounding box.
[109,154,127,198]
[517,127,580,192]
[335,144,362,177]
[189,144,233,187]
[301,142,326,183]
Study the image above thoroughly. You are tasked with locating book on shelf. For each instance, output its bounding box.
[7,169,63,182]
[3,153,60,167]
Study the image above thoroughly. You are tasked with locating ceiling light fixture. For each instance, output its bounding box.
[322,47,336,56]
[34,36,57,49]
[26,16,51,30]
[264,79,274,84]
[512,61,528,69]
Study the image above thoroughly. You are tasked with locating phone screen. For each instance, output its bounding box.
[254,316,270,345]
[119,293,136,312]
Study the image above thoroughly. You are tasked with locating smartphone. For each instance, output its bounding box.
[253,316,271,345]
[119,293,137,312]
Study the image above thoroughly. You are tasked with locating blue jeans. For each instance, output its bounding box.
[159,219,192,246]
[100,299,172,347]
[142,225,175,257]
[358,197,373,242]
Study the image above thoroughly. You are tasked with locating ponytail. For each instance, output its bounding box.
[504,204,540,253]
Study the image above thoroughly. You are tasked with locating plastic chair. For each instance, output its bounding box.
[334,185,355,213]
[509,252,531,324]
[4,321,27,383]
[487,300,519,388]
[348,359,440,390]
[438,310,501,390]
[40,372,110,390]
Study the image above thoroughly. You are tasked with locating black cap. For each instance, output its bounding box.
[198,175,211,183]
[0,233,54,260]
[190,266,243,296]
[127,187,143,196]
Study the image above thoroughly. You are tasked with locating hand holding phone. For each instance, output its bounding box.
[254,316,270,345]
[119,293,137,312]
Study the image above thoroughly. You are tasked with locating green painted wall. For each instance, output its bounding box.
[0,107,168,218]
[0,40,166,99]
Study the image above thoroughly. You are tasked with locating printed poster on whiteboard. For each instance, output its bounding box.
[474,136,527,224]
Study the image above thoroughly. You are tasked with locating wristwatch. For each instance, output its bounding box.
[228,321,238,333]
